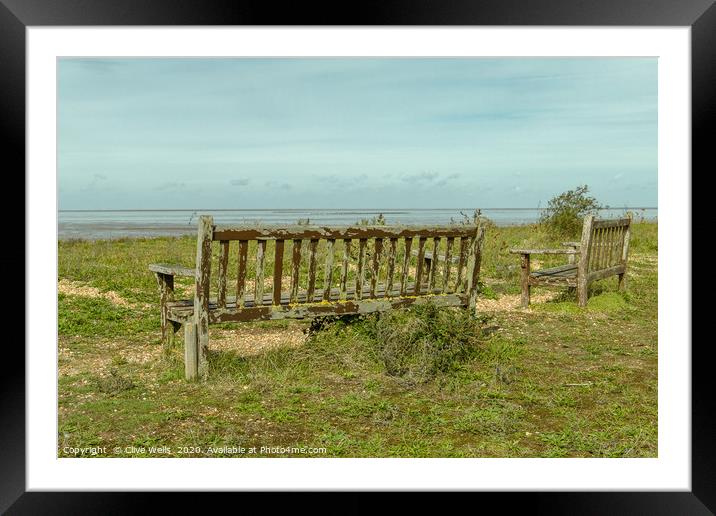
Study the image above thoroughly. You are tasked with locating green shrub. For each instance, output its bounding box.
[93,368,136,395]
[362,303,483,382]
[539,185,602,237]
[355,213,386,226]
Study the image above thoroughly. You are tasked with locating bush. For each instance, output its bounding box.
[363,303,483,383]
[355,213,386,226]
[539,185,602,237]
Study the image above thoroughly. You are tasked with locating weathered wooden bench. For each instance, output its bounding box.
[509,215,632,307]
[150,216,486,380]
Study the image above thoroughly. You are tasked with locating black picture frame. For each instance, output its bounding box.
[3,0,708,512]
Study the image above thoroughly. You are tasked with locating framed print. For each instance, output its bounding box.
[4,0,711,512]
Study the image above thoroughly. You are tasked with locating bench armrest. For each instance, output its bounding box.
[508,248,580,255]
[149,263,195,277]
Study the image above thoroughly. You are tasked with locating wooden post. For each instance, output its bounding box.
[520,253,531,308]
[618,217,632,291]
[184,322,198,380]
[193,215,213,378]
[576,214,595,307]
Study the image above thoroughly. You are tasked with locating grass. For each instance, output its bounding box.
[57,221,657,458]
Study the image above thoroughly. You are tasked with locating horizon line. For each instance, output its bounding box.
[59,207,659,213]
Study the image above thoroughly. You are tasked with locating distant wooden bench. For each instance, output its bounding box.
[150,216,486,380]
[509,215,632,307]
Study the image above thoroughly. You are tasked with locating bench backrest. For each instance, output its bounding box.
[578,214,632,275]
[192,215,485,313]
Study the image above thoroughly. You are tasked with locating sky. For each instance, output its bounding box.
[58,58,657,210]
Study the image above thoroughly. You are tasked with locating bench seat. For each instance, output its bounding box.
[166,281,465,323]
[529,264,578,287]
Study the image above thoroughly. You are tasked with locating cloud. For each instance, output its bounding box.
[155,181,187,191]
[265,180,292,190]
[400,171,460,187]
[64,58,127,74]
[80,173,108,191]
[401,171,439,184]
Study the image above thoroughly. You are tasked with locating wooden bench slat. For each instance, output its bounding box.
[166,280,454,320]
[427,237,440,291]
[370,238,383,298]
[355,238,367,300]
[236,240,248,308]
[291,239,301,303]
[413,237,427,295]
[306,239,319,302]
[323,239,335,302]
[400,237,412,296]
[213,224,479,241]
[455,237,468,293]
[217,240,230,309]
[207,293,468,323]
[148,263,195,277]
[592,218,631,229]
[531,264,578,277]
[340,239,351,300]
[443,237,454,293]
[467,227,485,307]
[509,248,580,255]
[273,239,285,306]
[385,238,397,299]
[255,239,266,304]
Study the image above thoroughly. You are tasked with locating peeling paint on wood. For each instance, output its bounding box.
[255,239,266,306]
[213,224,477,241]
[193,215,213,378]
[370,238,383,298]
[291,239,301,303]
[273,239,284,306]
[307,239,319,302]
[323,239,335,301]
[236,240,248,308]
[217,240,229,309]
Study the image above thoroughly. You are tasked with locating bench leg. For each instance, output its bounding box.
[577,280,589,307]
[184,322,198,381]
[520,254,530,307]
[618,273,627,292]
[167,321,181,349]
[155,272,176,351]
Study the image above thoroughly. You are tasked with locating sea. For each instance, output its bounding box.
[58,208,657,241]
